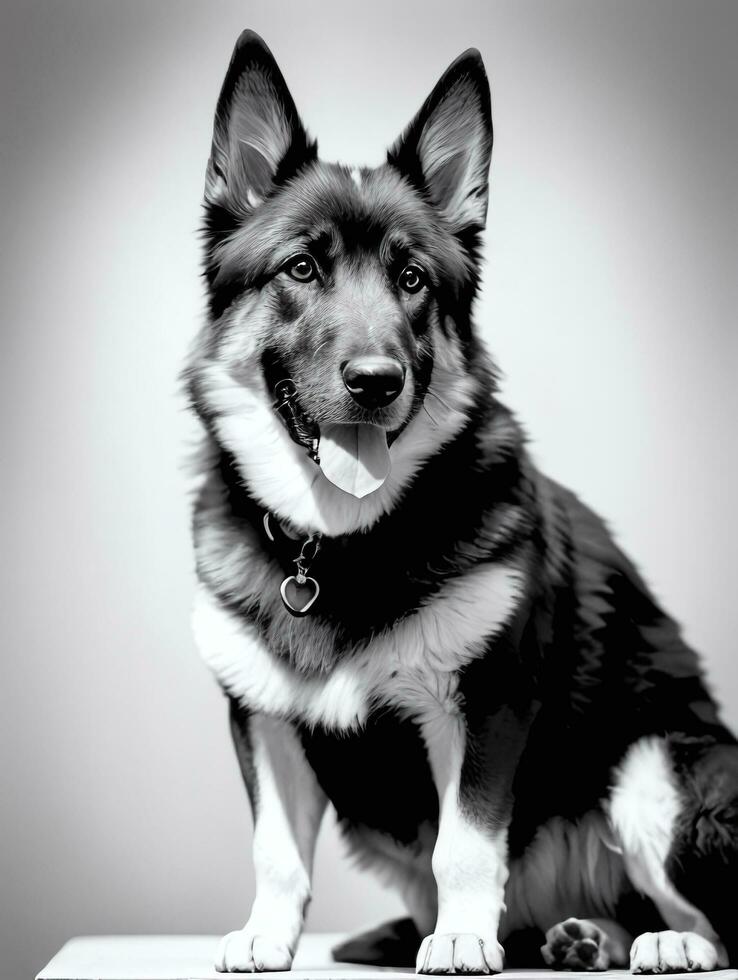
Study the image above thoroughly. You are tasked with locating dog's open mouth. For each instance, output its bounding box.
[319,423,391,498]
[268,367,392,499]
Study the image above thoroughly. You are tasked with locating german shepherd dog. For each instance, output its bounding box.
[186,30,738,975]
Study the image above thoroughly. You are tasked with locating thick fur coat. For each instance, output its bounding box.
[187,31,738,976]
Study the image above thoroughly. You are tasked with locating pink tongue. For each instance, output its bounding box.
[319,424,391,498]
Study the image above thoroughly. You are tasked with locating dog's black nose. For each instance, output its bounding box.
[342,357,405,409]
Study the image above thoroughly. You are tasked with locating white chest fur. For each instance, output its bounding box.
[192,560,524,731]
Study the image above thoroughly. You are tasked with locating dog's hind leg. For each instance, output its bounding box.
[332,918,422,968]
[332,824,436,967]
[608,736,736,972]
[216,701,327,973]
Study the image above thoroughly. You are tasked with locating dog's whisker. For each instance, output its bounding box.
[426,387,455,413]
[311,339,331,360]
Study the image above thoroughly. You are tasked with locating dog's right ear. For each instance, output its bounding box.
[205,31,315,216]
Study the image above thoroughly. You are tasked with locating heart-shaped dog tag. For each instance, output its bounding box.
[280,574,320,617]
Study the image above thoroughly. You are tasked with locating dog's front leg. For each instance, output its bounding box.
[416,700,531,975]
[216,701,327,973]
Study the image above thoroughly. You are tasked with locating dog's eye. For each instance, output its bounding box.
[398,264,426,294]
[285,254,318,283]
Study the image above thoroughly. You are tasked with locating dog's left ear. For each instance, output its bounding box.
[205,30,316,215]
[387,49,492,235]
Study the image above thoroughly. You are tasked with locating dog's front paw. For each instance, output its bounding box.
[541,918,610,971]
[416,933,503,974]
[215,931,294,973]
[630,931,722,974]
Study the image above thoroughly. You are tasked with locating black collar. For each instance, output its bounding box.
[216,450,323,617]
[216,449,310,544]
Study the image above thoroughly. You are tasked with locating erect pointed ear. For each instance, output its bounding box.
[387,49,492,234]
[205,31,316,215]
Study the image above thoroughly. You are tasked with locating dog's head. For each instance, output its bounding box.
[187,31,493,534]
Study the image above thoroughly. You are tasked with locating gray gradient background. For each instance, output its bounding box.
[2,2,737,978]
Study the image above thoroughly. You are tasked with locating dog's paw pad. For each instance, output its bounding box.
[541,918,610,971]
[630,931,721,974]
[215,931,293,973]
[416,933,503,974]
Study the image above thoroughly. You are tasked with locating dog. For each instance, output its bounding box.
[185,30,738,975]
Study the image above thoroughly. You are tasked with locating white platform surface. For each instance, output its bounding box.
[36,934,738,980]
